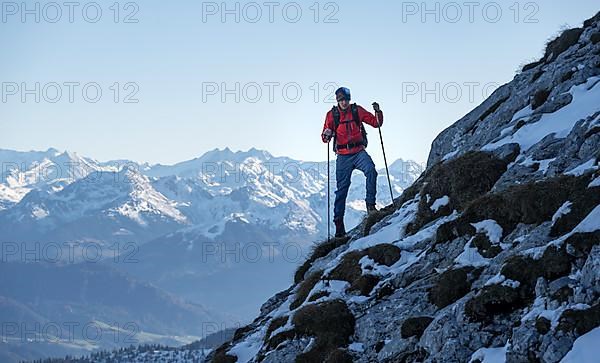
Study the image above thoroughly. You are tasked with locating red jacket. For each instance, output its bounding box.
[322,105,383,155]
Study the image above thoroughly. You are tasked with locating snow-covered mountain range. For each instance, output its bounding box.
[0,147,423,247]
[0,148,117,211]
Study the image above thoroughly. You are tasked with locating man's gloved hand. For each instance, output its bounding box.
[322,128,334,143]
[372,102,381,113]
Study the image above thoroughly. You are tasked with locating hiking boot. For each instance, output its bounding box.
[334,218,346,238]
[367,204,378,215]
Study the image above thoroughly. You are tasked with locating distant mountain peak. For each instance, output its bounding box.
[55,150,81,162]
[45,147,60,155]
[198,147,274,164]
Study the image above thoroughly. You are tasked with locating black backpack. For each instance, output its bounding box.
[331,103,368,153]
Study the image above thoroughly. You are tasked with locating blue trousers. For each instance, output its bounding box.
[334,150,378,221]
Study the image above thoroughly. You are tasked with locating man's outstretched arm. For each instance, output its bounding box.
[357,105,383,128]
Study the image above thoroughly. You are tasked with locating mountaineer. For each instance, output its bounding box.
[321,87,384,238]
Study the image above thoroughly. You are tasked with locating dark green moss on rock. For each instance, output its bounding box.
[211,344,238,363]
[550,184,600,237]
[551,286,573,303]
[435,219,476,244]
[375,281,396,300]
[293,300,355,363]
[295,237,350,284]
[464,285,523,322]
[522,60,544,72]
[265,329,296,351]
[290,270,323,310]
[535,317,551,335]
[366,244,401,266]
[329,251,364,284]
[264,316,288,343]
[328,250,382,296]
[429,267,475,309]
[407,152,509,235]
[471,233,502,258]
[501,246,573,298]
[438,174,594,244]
[561,69,576,82]
[401,316,434,339]
[565,231,600,258]
[352,274,381,296]
[232,325,253,341]
[557,303,600,335]
[556,304,600,335]
[531,89,551,109]
[308,290,330,302]
[544,27,584,61]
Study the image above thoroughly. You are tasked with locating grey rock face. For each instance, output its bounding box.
[579,245,600,302]
[206,13,600,363]
[428,17,600,171]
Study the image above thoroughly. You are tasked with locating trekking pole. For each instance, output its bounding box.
[326,142,331,243]
[374,107,395,204]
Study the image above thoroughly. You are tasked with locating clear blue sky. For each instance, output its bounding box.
[1,0,598,166]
